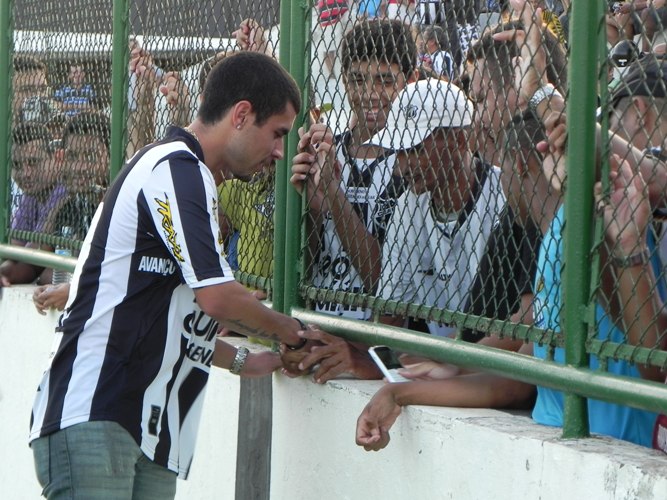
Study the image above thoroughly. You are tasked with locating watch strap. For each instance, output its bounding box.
[612,247,651,268]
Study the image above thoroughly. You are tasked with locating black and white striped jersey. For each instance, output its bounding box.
[30,127,234,479]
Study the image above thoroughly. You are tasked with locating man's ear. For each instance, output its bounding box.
[407,69,420,84]
[513,149,526,177]
[232,100,253,129]
[455,128,470,151]
[631,95,650,127]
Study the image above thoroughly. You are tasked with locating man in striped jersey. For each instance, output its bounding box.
[29,52,309,498]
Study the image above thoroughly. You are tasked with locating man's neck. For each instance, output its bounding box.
[430,154,477,214]
[348,125,385,160]
[186,120,227,183]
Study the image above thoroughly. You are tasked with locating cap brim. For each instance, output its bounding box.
[364,125,430,151]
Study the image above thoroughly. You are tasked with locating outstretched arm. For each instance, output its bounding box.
[212,339,282,377]
[356,343,536,451]
[596,154,667,381]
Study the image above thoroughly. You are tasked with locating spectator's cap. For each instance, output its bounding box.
[609,39,642,68]
[365,78,473,151]
[611,55,667,108]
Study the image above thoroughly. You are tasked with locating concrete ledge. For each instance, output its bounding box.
[272,376,667,499]
[2,285,667,499]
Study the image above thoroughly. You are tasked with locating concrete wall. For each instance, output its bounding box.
[2,285,667,499]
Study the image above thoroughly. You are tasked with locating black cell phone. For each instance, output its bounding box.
[368,346,409,383]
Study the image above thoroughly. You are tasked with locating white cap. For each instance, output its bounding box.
[366,78,473,151]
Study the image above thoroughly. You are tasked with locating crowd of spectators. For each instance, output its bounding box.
[3,0,667,463]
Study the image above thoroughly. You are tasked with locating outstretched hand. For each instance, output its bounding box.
[595,153,650,256]
[242,351,283,378]
[159,72,189,107]
[232,18,268,53]
[284,327,381,384]
[493,0,547,109]
[290,125,337,212]
[33,284,70,315]
[355,384,402,451]
[398,356,460,381]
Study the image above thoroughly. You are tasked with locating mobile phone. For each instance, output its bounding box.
[368,346,410,383]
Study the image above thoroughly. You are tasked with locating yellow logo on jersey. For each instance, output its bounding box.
[155,195,185,262]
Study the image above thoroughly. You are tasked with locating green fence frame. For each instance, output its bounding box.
[561,0,599,439]
[2,0,667,439]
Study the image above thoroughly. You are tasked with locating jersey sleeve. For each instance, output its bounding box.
[143,152,234,288]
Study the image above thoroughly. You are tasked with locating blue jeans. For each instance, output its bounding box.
[31,421,177,499]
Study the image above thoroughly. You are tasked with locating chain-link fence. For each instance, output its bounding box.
[3,0,667,442]
[4,0,281,254]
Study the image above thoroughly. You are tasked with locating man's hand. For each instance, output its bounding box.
[355,384,402,451]
[309,124,342,193]
[493,0,548,109]
[537,111,567,193]
[242,351,283,377]
[596,153,650,255]
[285,327,382,384]
[159,72,188,107]
[279,346,311,377]
[232,18,268,53]
[290,126,333,212]
[398,356,460,381]
[129,46,161,82]
[33,284,70,315]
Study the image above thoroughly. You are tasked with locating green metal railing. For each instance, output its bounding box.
[2,0,667,443]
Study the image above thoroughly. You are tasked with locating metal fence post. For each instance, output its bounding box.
[0,0,12,245]
[283,0,309,316]
[562,0,599,439]
[272,0,294,315]
[110,0,129,182]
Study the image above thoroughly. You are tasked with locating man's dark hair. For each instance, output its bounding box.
[13,55,46,74]
[63,112,111,154]
[198,51,301,126]
[198,51,230,93]
[341,19,417,77]
[13,122,52,147]
[467,20,568,93]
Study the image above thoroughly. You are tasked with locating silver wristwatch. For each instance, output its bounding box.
[230,346,250,375]
[528,83,559,113]
[612,247,651,268]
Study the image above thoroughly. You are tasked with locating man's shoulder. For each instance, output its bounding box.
[137,133,200,166]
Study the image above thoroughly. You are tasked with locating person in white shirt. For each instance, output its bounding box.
[367,78,505,336]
